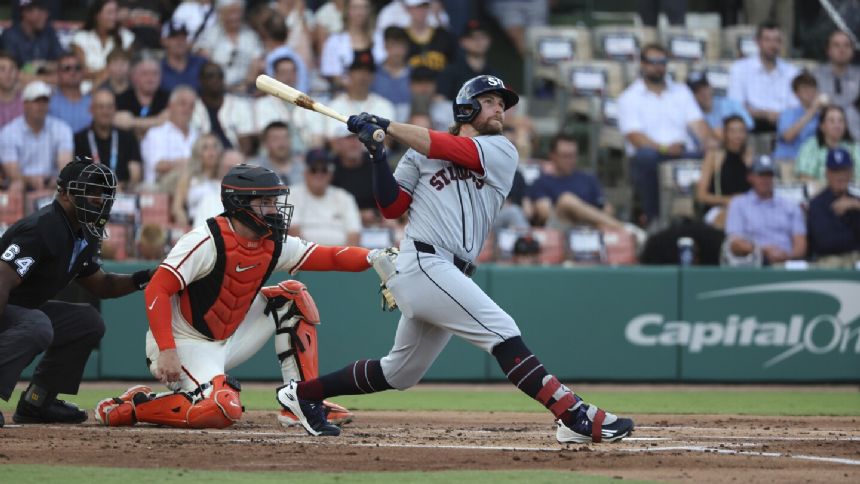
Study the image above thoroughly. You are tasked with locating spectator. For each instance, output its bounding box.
[813,30,860,140]
[773,72,823,166]
[686,70,752,142]
[0,80,72,190]
[261,12,310,94]
[117,0,170,50]
[435,19,498,102]
[252,121,304,186]
[114,54,170,135]
[618,43,712,226]
[695,115,752,229]
[270,0,315,71]
[171,133,223,227]
[320,0,375,84]
[136,223,168,260]
[97,48,131,95]
[195,0,263,92]
[728,22,799,133]
[171,0,217,45]
[637,0,686,27]
[486,0,547,56]
[724,155,806,266]
[287,148,362,246]
[70,0,135,86]
[401,0,455,75]
[373,0,448,63]
[371,26,412,122]
[330,131,376,225]
[495,124,533,231]
[321,53,395,140]
[140,86,199,189]
[0,53,23,128]
[181,148,244,226]
[255,56,308,154]
[795,106,860,184]
[0,0,63,69]
[73,89,142,189]
[160,20,207,92]
[408,65,449,130]
[48,53,92,134]
[313,0,345,51]
[744,0,794,56]
[528,135,627,232]
[190,62,255,155]
[807,147,860,268]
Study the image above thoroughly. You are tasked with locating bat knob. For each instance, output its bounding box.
[372,129,386,143]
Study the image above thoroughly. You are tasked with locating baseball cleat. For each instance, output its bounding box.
[556,400,634,444]
[278,400,353,428]
[276,380,340,437]
[13,398,88,424]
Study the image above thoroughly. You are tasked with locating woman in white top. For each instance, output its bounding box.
[313,0,345,54]
[319,0,374,85]
[171,133,223,228]
[70,0,135,85]
[272,0,316,72]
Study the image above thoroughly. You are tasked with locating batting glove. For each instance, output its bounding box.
[359,123,386,161]
[347,112,390,134]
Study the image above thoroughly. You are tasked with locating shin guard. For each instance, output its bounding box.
[134,375,243,429]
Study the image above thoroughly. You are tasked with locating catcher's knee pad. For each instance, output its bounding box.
[264,280,321,382]
[135,375,243,429]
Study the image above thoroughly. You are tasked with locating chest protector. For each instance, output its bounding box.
[180,217,282,340]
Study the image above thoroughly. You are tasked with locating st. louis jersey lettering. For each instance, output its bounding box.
[429,165,485,191]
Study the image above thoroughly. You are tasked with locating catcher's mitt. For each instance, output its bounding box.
[368,247,399,311]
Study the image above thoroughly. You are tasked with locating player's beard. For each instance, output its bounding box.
[473,116,504,135]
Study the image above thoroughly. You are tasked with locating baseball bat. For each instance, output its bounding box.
[255,75,385,142]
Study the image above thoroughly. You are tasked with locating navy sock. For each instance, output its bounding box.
[297,359,392,400]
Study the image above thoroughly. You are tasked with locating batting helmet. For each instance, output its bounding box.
[452,75,519,123]
[221,164,293,242]
[58,157,117,240]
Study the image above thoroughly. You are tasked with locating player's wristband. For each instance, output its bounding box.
[132,269,154,291]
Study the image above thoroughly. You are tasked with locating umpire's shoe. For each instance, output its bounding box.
[276,380,340,437]
[556,399,634,444]
[13,397,88,424]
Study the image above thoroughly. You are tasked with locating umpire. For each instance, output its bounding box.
[0,159,153,427]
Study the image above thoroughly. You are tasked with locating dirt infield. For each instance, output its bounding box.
[1,410,859,482]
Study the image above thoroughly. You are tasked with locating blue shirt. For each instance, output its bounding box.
[371,64,411,105]
[725,190,806,253]
[0,23,63,65]
[773,106,818,161]
[49,92,92,134]
[807,187,860,256]
[160,55,207,92]
[703,96,753,131]
[528,170,605,208]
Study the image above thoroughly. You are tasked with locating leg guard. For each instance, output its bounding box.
[134,375,243,429]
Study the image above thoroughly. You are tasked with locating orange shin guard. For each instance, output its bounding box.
[134,375,243,429]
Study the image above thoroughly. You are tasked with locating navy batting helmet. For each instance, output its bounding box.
[221,164,293,242]
[452,75,519,123]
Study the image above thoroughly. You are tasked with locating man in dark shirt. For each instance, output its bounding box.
[403,0,456,75]
[159,20,207,92]
[115,55,170,136]
[0,159,153,427]
[808,148,860,268]
[330,132,376,225]
[435,19,498,101]
[74,89,142,188]
[0,0,63,68]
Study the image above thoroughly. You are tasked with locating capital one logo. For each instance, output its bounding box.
[625,280,860,368]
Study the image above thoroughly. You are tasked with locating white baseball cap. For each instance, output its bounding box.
[403,0,431,6]
[22,80,52,101]
[216,0,244,9]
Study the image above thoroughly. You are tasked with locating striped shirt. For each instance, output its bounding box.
[725,189,806,253]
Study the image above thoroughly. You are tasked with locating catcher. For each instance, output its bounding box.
[95,164,388,433]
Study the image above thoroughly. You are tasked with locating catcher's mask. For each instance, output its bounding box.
[452,74,519,123]
[221,164,293,242]
[58,158,117,240]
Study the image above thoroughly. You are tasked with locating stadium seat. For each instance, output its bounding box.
[0,186,25,226]
[139,192,170,226]
[592,25,658,61]
[721,25,757,59]
[531,227,566,265]
[601,227,638,265]
[658,159,702,223]
[694,61,733,97]
[565,226,606,264]
[660,26,721,62]
[25,189,56,215]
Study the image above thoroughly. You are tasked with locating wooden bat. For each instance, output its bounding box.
[255,75,385,142]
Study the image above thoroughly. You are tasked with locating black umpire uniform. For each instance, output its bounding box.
[0,159,152,427]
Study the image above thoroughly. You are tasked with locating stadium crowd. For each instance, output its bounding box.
[0,0,858,268]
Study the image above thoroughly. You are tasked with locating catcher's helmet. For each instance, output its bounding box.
[452,75,519,123]
[221,164,293,242]
[58,157,117,240]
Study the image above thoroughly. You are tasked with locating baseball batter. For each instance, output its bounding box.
[94,164,374,434]
[279,75,634,443]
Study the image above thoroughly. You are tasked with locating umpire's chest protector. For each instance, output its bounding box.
[181,217,281,340]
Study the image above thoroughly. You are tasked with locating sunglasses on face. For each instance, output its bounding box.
[643,57,668,65]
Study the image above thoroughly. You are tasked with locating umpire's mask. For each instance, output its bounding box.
[59,158,117,239]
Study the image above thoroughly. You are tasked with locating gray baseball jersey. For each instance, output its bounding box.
[380,134,522,389]
[393,135,519,261]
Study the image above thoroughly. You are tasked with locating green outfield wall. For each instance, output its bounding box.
[26,264,860,383]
